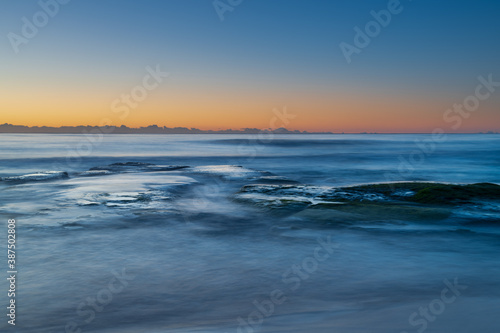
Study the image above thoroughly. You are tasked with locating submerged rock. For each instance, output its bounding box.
[78,170,114,177]
[0,171,69,183]
[411,183,500,205]
[237,183,389,205]
[249,175,300,185]
[88,162,188,173]
[340,182,500,205]
[187,165,264,180]
[235,182,500,223]
[77,190,171,208]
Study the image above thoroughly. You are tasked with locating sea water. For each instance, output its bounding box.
[0,134,499,332]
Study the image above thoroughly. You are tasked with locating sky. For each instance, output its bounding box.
[1,0,499,133]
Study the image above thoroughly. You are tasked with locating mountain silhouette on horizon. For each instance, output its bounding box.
[0,123,333,134]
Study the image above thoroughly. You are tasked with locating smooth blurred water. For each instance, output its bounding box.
[1,133,499,185]
[0,134,499,333]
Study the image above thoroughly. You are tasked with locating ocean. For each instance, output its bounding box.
[0,133,499,333]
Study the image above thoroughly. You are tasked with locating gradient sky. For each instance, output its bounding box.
[1,0,499,132]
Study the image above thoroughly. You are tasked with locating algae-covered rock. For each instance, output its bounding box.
[235,182,500,223]
[411,183,500,205]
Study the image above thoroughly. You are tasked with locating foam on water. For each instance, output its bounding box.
[187,165,263,179]
[1,134,500,333]
[236,184,388,204]
[0,171,69,182]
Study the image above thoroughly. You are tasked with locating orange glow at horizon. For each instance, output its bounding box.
[1,85,499,133]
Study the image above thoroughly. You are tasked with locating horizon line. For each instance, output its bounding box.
[0,123,499,135]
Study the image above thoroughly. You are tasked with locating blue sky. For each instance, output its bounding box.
[1,0,499,132]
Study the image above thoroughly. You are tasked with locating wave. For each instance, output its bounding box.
[0,171,69,183]
[207,139,377,147]
[186,165,265,180]
[89,162,188,173]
